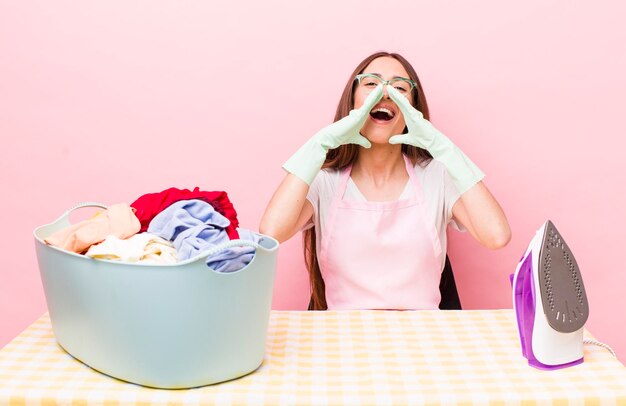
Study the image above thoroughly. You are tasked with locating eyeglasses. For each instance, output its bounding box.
[354,73,417,96]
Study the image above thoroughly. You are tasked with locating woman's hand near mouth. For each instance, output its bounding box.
[282,84,383,185]
[387,85,485,194]
[387,85,439,149]
[316,83,384,149]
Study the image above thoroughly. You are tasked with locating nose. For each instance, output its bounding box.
[382,84,391,99]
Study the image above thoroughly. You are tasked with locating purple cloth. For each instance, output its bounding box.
[147,199,259,272]
[206,229,262,273]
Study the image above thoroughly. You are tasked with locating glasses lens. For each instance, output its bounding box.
[389,79,413,95]
[358,74,382,92]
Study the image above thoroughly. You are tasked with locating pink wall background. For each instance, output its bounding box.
[2,1,625,362]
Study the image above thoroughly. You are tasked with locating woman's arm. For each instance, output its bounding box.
[386,85,511,249]
[451,181,511,249]
[262,86,385,242]
[259,174,314,243]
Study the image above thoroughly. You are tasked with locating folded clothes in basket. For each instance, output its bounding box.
[45,190,258,272]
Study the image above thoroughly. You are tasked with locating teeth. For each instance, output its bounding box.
[371,107,395,118]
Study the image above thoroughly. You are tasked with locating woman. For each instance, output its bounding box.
[260,51,511,310]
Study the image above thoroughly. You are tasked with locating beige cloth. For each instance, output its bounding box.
[85,233,178,264]
[45,203,140,253]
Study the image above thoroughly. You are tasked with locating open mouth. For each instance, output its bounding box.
[370,107,395,122]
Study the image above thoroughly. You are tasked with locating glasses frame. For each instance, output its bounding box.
[354,73,417,95]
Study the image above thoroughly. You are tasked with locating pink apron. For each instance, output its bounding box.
[319,155,443,310]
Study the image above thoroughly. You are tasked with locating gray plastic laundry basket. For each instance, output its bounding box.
[33,203,279,389]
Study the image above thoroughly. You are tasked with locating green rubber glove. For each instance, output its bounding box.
[283,84,384,185]
[387,85,485,194]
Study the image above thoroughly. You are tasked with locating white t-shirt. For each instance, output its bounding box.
[303,158,464,271]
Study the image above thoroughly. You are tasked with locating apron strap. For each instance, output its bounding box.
[336,164,352,199]
[403,154,425,205]
[321,165,353,257]
[403,154,443,261]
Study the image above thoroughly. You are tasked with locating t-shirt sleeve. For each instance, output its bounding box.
[302,169,338,233]
[302,171,323,231]
[443,166,465,232]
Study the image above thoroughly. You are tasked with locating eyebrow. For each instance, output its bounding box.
[365,72,411,80]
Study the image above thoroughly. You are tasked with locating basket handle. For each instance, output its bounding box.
[52,202,109,225]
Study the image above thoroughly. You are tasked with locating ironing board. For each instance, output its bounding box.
[1,310,625,405]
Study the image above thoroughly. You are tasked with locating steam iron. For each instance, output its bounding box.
[511,220,589,370]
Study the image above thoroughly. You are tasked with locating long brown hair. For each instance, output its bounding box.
[304,51,433,310]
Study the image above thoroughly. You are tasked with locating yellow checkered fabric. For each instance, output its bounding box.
[1,310,625,405]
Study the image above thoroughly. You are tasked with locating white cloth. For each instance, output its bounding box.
[85,233,178,265]
[305,158,463,271]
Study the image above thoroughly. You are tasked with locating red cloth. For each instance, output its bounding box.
[130,187,239,239]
